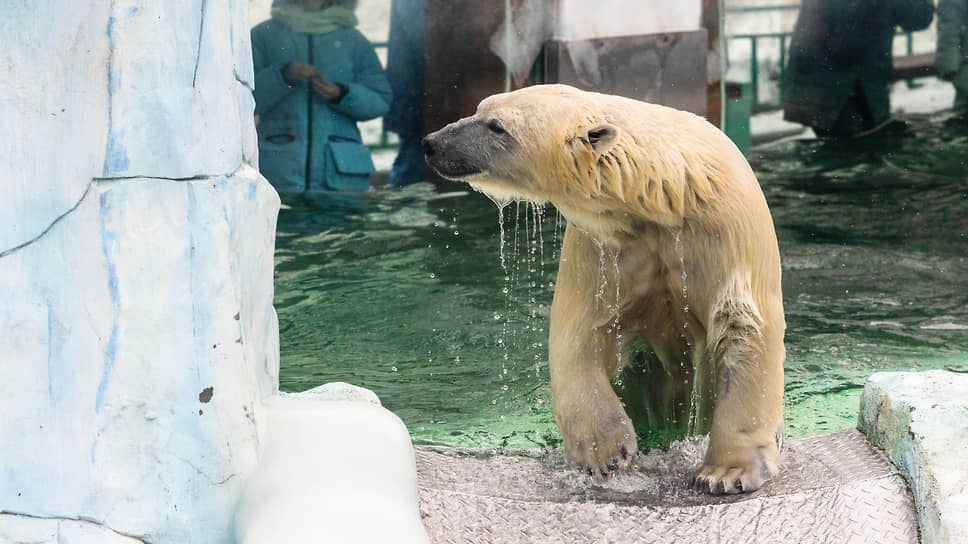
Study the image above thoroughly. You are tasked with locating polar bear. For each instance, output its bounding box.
[422,84,785,494]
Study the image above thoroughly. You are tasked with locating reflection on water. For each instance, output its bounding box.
[274,112,968,448]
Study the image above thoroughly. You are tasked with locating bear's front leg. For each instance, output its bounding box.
[549,227,638,477]
[694,293,785,494]
[550,351,638,477]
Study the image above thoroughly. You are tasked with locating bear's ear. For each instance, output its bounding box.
[586,124,619,154]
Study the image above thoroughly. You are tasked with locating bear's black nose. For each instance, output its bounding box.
[422,135,436,158]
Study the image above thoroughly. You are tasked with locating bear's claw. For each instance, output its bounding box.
[569,432,638,479]
[579,455,632,480]
[692,447,777,495]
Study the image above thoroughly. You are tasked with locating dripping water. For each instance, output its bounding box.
[610,249,624,386]
[486,193,512,270]
[496,199,511,388]
[674,229,701,435]
[487,197,557,396]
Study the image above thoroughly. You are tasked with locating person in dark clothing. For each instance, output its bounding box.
[782,0,934,137]
[251,0,392,192]
[383,0,426,188]
[937,0,968,108]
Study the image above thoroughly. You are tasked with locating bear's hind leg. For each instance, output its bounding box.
[693,292,784,495]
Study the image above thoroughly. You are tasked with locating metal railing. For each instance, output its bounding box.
[724,3,799,111]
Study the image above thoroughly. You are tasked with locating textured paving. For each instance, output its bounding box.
[415,429,918,543]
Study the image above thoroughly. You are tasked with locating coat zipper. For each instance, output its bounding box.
[305,34,314,191]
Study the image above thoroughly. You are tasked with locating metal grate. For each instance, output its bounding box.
[415,429,919,543]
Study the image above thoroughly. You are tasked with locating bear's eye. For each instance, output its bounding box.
[486,119,507,135]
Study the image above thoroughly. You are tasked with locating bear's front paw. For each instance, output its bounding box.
[692,445,778,494]
[561,413,638,478]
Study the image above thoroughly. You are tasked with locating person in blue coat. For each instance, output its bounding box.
[252,0,392,192]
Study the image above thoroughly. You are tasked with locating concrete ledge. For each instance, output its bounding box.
[859,370,968,544]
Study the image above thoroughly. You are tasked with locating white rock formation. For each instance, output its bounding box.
[858,370,968,544]
[1,0,259,256]
[0,1,279,542]
[236,385,430,544]
[0,514,145,544]
[0,0,111,255]
[0,170,280,543]
[1,1,431,542]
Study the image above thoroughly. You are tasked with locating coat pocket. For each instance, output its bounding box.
[325,140,375,191]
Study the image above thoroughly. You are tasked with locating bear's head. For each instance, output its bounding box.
[424,84,739,239]
[423,84,622,207]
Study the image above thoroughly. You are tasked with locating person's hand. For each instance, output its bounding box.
[310,76,343,102]
[283,61,321,84]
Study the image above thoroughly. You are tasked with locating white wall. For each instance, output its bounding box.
[556,0,702,39]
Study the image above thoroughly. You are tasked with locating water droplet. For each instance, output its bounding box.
[429,273,436,278]
[494,313,502,320]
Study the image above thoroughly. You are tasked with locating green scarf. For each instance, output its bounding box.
[270,3,358,35]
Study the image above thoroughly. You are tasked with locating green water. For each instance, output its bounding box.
[274,112,968,448]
